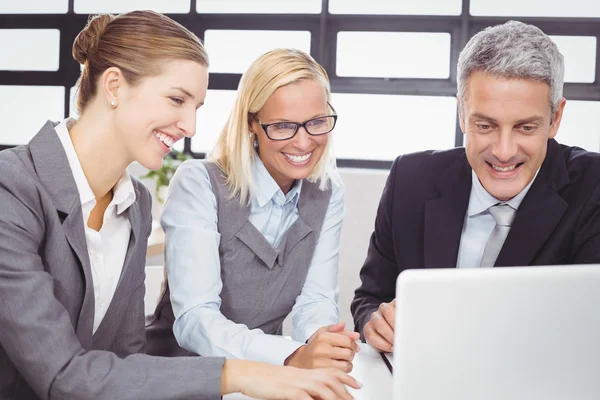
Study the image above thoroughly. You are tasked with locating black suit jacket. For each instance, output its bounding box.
[352,139,600,336]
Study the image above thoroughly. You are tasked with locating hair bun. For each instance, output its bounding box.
[72,14,114,64]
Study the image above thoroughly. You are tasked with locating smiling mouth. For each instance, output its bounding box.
[283,152,312,164]
[487,162,524,172]
[153,130,175,149]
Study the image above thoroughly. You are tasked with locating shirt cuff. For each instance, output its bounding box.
[296,324,322,344]
[246,335,305,365]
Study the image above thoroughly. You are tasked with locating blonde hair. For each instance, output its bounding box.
[210,48,341,204]
[73,10,208,114]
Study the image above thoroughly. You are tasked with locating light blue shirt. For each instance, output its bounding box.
[161,157,344,365]
[456,170,538,268]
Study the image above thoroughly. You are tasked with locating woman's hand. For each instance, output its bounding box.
[221,359,362,400]
[285,322,361,372]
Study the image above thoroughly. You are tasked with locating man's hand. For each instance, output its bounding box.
[285,322,360,372]
[364,299,396,352]
[222,359,362,400]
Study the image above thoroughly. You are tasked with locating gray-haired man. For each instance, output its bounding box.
[352,20,600,352]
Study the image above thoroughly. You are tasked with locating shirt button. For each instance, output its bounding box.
[91,253,100,262]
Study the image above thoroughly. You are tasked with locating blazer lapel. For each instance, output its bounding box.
[276,180,328,266]
[424,154,472,268]
[120,193,141,280]
[235,222,279,269]
[60,208,95,344]
[93,191,142,341]
[495,140,570,266]
[28,121,95,344]
[277,217,312,266]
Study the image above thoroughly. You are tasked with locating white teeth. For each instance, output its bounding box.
[153,130,174,148]
[492,164,517,172]
[284,152,311,163]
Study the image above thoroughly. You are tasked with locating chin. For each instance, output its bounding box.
[286,166,314,181]
[487,185,520,202]
[492,192,516,202]
[139,156,165,171]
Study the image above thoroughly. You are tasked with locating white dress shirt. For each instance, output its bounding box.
[55,119,136,333]
[162,158,344,365]
[456,169,539,268]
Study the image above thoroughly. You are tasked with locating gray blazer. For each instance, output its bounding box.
[0,121,224,400]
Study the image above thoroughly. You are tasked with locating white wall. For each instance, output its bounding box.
[332,168,389,330]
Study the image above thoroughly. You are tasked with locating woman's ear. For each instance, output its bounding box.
[100,66,124,108]
[248,114,258,135]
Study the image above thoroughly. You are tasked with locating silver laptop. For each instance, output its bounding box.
[393,265,600,400]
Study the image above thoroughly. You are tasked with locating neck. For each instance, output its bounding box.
[68,111,131,200]
[256,152,295,194]
[278,179,294,195]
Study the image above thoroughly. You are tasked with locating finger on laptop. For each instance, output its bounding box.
[380,300,396,328]
[373,305,395,344]
[364,320,393,352]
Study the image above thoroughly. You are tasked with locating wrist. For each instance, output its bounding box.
[284,344,305,367]
[221,359,245,395]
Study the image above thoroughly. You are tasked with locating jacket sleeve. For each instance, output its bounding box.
[0,161,225,400]
[573,180,600,263]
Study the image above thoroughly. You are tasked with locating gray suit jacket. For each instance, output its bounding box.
[0,121,225,400]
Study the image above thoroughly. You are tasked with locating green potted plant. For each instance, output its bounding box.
[141,150,192,204]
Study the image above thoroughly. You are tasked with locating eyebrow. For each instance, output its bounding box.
[265,113,330,123]
[470,113,544,125]
[172,86,195,100]
[470,113,499,124]
[514,116,544,125]
[171,86,204,108]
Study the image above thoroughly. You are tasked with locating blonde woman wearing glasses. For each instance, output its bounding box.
[148,48,361,373]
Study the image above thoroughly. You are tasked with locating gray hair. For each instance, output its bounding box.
[457,20,565,118]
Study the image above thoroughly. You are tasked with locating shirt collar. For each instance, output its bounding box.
[113,171,136,215]
[467,168,539,217]
[252,156,302,208]
[55,118,136,215]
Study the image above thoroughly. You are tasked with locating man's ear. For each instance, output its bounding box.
[548,98,567,140]
[457,97,466,135]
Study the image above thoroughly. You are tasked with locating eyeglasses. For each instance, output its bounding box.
[257,104,338,141]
